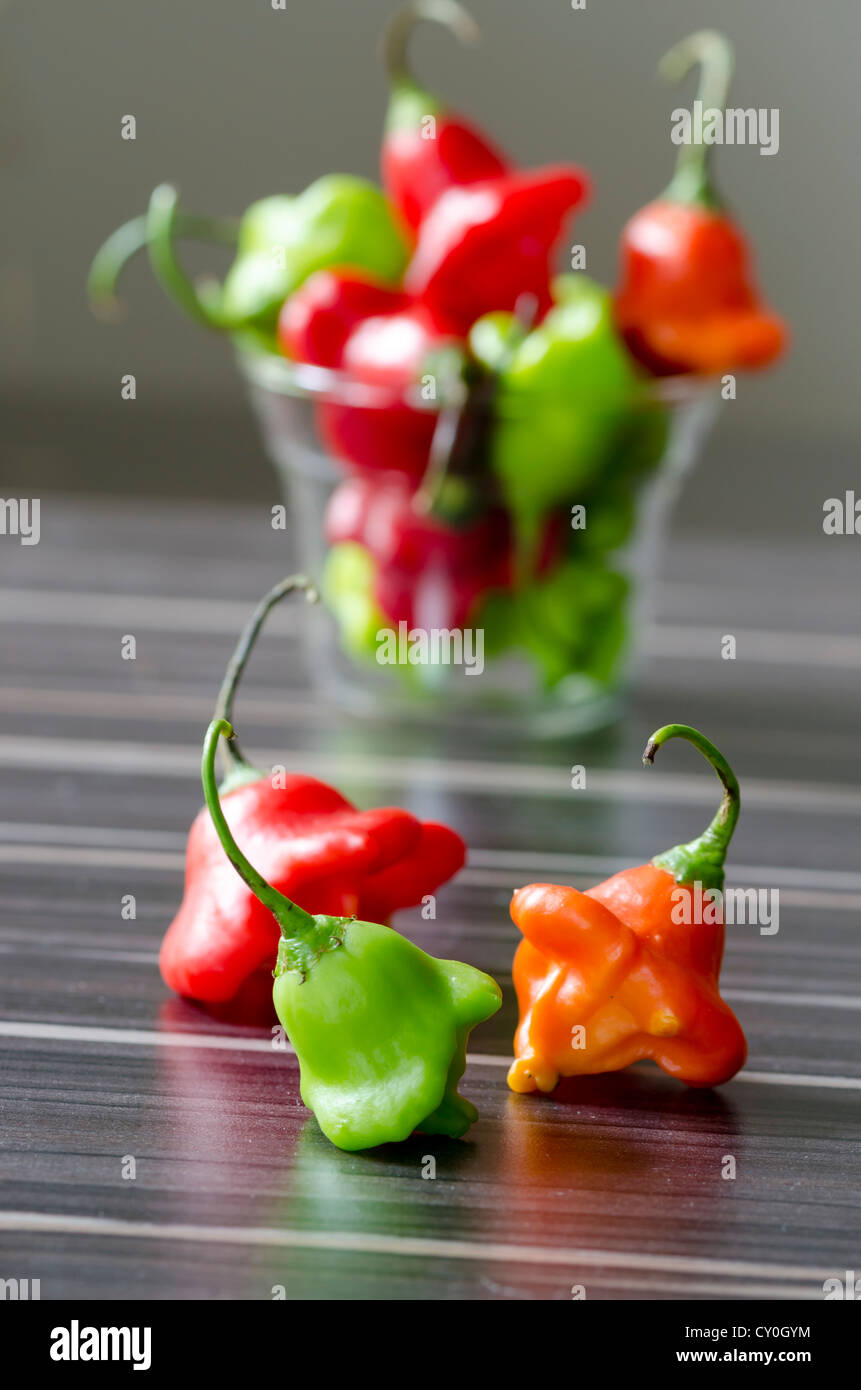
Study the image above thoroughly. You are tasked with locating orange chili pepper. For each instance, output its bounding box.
[614,31,787,376]
[508,724,747,1093]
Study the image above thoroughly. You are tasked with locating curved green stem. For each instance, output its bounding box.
[659,30,734,209]
[214,574,318,778]
[643,723,740,891]
[203,718,324,969]
[146,184,243,330]
[87,206,239,320]
[382,0,478,102]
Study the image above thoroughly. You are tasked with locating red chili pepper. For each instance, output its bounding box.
[325,472,512,629]
[380,1,509,235]
[508,725,747,1093]
[340,303,450,390]
[614,31,787,376]
[160,577,465,1003]
[404,166,589,335]
[277,269,407,367]
[326,472,565,630]
[316,303,454,479]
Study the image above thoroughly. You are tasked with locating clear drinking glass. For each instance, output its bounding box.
[240,349,717,736]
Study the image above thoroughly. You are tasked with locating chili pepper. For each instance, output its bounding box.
[519,558,628,689]
[508,723,747,1091]
[160,576,465,1003]
[219,175,410,336]
[324,463,570,639]
[323,529,573,684]
[614,31,787,376]
[315,302,456,480]
[93,177,410,347]
[474,555,628,690]
[277,269,408,367]
[317,400,439,484]
[323,534,499,675]
[380,0,509,234]
[405,165,589,335]
[201,716,501,1149]
[469,276,640,524]
[325,472,511,629]
[322,542,389,668]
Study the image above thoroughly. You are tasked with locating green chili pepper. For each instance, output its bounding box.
[615,399,670,483]
[474,557,629,690]
[90,176,410,345]
[470,277,640,521]
[220,175,410,335]
[322,541,386,668]
[578,482,637,555]
[202,717,501,1151]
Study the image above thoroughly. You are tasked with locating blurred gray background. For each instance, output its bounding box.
[2,0,858,534]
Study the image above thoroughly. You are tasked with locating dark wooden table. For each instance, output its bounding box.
[1,495,859,1301]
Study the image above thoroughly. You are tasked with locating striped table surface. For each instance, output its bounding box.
[0,495,859,1301]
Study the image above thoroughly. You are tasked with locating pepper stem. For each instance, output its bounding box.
[202,718,324,966]
[88,205,239,321]
[382,0,479,90]
[659,30,734,210]
[643,723,740,892]
[213,575,318,779]
[146,184,241,330]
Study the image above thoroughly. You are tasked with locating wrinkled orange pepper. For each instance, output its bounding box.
[508,724,747,1093]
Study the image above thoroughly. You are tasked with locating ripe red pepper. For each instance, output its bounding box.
[405,166,589,335]
[316,302,455,479]
[160,576,465,1003]
[340,303,450,392]
[508,724,747,1092]
[325,472,513,629]
[277,272,445,479]
[380,1,509,235]
[614,31,786,376]
[277,269,407,368]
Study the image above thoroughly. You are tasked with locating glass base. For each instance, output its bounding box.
[308,636,626,738]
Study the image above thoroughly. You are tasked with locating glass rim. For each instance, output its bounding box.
[236,345,717,412]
